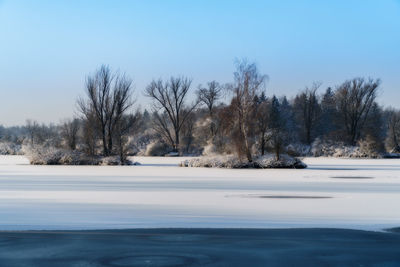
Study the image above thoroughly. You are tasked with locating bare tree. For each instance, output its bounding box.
[229,60,267,162]
[61,118,80,150]
[78,65,134,156]
[146,77,199,153]
[335,78,380,145]
[196,81,222,137]
[25,120,61,147]
[293,82,322,145]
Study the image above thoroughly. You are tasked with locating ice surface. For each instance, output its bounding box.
[0,155,399,231]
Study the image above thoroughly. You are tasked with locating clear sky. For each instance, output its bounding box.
[0,0,399,126]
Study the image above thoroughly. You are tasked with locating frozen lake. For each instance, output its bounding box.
[0,155,399,231]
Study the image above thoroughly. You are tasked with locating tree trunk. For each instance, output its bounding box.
[275,144,280,161]
[241,123,252,162]
[260,133,265,156]
[174,129,180,153]
[107,134,113,156]
[102,127,108,156]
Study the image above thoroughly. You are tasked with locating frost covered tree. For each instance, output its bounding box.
[196,81,222,137]
[335,78,380,145]
[25,120,40,145]
[24,120,59,146]
[61,118,80,150]
[146,77,199,153]
[229,59,267,162]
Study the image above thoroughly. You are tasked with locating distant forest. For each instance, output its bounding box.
[1,60,399,164]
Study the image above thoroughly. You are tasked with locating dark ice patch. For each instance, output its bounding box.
[330,176,373,179]
[227,194,332,199]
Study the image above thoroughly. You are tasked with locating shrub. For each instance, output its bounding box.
[23,145,65,165]
[309,138,383,158]
[181,154,307,169]
[99,156,138,166]
[23,145,137,165]
[145,142,171,156]
[358,135,383,158]
[254,154,307,169]
[0,142,23,155]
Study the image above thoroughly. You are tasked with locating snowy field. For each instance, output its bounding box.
[0,155,399,231]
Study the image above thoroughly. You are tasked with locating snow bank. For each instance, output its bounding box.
[180,154,307,169]
[23,145,138,165]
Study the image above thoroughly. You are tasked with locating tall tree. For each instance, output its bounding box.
[78,65,134,156]
[335,78,380,145]
[385,109,400,153]
[269,96,286,160]
[320,87,337,137]
[196,81,222,137]
[114,112,141,163]
[293,83,321,145]
[146,77,199,153]
[229,59,267,162]
[61,118,80,150]
[25,119,40,145]
[254,93,270,155]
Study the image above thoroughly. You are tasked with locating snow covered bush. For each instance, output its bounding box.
[254,154,307,169]
[23,145,66,165]
[145,142,171,156]
[358,135,383,158]
[0,142,23,155]
[23,145,137,165]
[332,146,363,158]
[180,154,307,169]
[180,155,244,168]
[309,138,383,158]
[58,151,100,165]
[310,138,338,157]
[99,156,138,166]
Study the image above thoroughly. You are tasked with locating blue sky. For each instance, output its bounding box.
[0,0,399,126]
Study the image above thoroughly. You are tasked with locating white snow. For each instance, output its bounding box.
[0,155,399,231]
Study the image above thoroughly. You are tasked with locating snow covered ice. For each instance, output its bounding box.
[0,155,399,231]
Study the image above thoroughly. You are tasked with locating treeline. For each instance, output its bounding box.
[1,61,400,163]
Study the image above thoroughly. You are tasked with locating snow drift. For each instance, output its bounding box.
[180,154,307,169]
